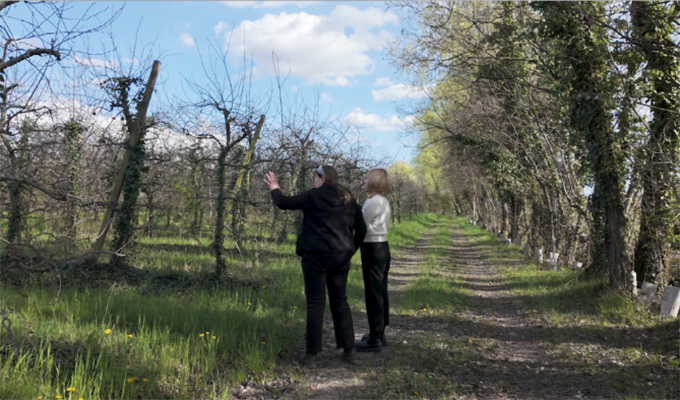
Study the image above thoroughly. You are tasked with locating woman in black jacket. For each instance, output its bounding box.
[264,165,367,366]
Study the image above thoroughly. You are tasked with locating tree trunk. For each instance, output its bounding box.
[189,156,202,236]
[111,138,146,260]
[64,120,83,251]
[631,1,680,287]
[212,146,228,274]
[91,60,161,263]
[535,2,629,291]
[144,184,154,239]
[6,181,24,243]
[6,122,30,244]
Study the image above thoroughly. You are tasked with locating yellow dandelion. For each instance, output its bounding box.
[199,333,205,337]
[260,299,264,302]
[128,334,133,338]
[262,285,266,288]
[279,292,282,295]
[126,378,135,383]
[104,329,111,334]
[260,342,266,344]
[247,302,252,305]
[66,387,76,392]
[414,392,419,396]
[37,397,42,400]
[143,378,149,382]
[293,306,297,309]
[55,396,62,399]
[205,331,209,334]
[79,398,84,400]
[422,308,427,312]
[212,336,216,339]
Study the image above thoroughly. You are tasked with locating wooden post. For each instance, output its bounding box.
[90,61,161,262]
[224,114,265,216]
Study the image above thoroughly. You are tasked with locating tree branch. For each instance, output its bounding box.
[0,1,19,14]
[0,176,68,201]
[0,48,62,72]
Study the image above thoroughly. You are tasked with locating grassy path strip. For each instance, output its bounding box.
[292,214,472,400]
[295,216,679,400]
[447,219,679,400]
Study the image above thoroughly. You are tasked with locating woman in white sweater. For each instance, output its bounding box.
[355,168,391,353]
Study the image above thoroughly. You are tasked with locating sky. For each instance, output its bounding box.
[19,1,427,163]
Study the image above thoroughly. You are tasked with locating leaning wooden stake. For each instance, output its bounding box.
[90,61,162,263]
[224,114,265,216]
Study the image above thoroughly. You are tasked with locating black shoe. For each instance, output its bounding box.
[298,351,318,367]
[341,348,357,364]
[361,333,387,347]
[355,339,382,353]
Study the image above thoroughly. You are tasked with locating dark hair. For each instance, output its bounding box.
[316,165,354,204]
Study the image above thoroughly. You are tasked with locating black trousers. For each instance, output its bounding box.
[301,254,355,353]
[360,242,391,340]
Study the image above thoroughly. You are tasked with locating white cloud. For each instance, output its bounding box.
[291,86,298,92]
[237,66,262,82]
[371,83,429,102]
[13,37,43,50]
[72,55,114,69]
[224,5,398,86]
[373,77,393,87]
[320,92,333,103]
[70,56,139,69]
[344,107,414,132]
[214,21,229,37]
[222,1,319,9]
[179,33,196,47]
[221,1,257,8]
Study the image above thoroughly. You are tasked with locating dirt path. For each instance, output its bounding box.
[298,225,436,400]
[239,220,677,399]
[442,226,575,399]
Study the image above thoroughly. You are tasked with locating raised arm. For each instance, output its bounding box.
[270,188,313,210]
[265,171,313,210]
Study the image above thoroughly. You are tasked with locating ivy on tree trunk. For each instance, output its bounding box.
[631,1,680,286]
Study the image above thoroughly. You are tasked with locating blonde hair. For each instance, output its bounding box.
[366,168,389,193]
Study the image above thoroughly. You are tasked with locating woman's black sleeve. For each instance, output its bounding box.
[353,203,367,251]
[270,188,313,210]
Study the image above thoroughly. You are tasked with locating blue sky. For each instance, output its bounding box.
[59,1,426,162]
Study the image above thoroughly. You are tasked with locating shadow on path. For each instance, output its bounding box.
[267,220,678,400]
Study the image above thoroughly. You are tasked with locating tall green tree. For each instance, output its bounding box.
[630,1,680,286]
[533,2,631,290]
[92,60,162,263]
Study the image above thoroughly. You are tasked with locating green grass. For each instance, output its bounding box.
[395,217,471,316]
[457,218,664,329]
[363,216,474,399]
[0,214,437,399]
[448,218,679,399]
[5,214,675,399]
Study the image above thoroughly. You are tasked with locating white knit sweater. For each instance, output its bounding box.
[362,194,391,243]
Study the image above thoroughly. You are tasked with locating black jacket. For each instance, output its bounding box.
[271,184,367,258]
